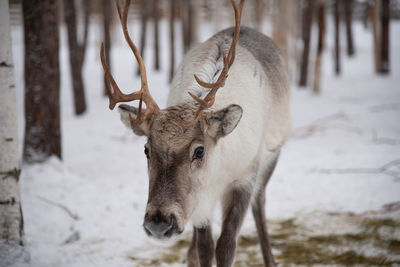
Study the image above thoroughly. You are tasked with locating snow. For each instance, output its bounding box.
[9,15,400,267]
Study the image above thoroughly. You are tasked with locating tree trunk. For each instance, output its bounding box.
[334,0,341,75]
[103,0,112,91]
[153,0,160,70]
[313,0,326,94]
[181,0,190,54]
[272,0,289,62]
[64,0,88,115]
[0,1,29,264]
[298,0,315,87]
[288,0,302,82]
[254,0,265,31]
[379,0,390,74]
[188,0,195,46]
[370,0,380,73]
[23,0,61,162]
[344,0,355,56]
[137,0,148,75]
[169,0,176,82]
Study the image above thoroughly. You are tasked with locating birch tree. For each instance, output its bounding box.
[0,1,29,265]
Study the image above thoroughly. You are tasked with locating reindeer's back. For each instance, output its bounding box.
[215,27,288,100]
[169,26,291,152]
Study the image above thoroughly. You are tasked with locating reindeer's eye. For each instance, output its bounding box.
[144,147,150,159]
[192,146,204,161]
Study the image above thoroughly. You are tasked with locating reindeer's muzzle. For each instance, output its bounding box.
[143,210,179,240]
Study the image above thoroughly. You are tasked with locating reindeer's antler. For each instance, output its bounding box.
[100,0,159,128]
[185,0,245,128]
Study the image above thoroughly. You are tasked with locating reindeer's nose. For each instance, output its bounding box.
[143,211,177,239]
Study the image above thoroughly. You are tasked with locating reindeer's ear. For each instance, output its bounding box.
[118,104,151,136]
[202,104,243,139]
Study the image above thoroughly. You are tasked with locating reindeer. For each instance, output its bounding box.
[100,0,291,266]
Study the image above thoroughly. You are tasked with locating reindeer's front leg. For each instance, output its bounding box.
[187,225,214,267]
[216,186,252,267]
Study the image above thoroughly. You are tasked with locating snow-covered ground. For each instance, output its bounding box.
[10,15,400,267]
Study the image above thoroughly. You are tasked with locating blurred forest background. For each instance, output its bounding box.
[6,0,399,162]
[1,0,400,266]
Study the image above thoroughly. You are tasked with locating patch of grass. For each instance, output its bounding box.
[362,217,400,229]
[278,218,296,230]
[238,235,259,248]
[383,239,400,254]
[127,215,400,266]
[126,256,160,266]
[161,253,181,263]
[308,232,376,245]
[276,241,397,265]
[237,216,400,266]
[169,238,191,251]
[332,250,391,266]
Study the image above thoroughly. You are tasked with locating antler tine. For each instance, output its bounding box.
[100,0,159,128]
[100,43,141,109]
[186,0,244,128]
[115,0,149,89]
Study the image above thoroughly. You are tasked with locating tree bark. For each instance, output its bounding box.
[370,0,380,73]
[298,0,315,87]
[181,0,190,54]
[23,0,61,162]
[137,0,149,75]
[272,0,289,62]
[0,1,29,264]
[313,0,326,94]
[169,0,176,82]
[334,0,341,75]
[188,0,195,46]
[103,0,112,91]
[379,0,390,74]
[344,0,355,56]
[153,0,160,70]
[64,0,88,115]
[254,0,265,31]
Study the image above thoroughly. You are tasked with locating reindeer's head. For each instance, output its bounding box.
[101,0,244,240]
[118,103,242,239]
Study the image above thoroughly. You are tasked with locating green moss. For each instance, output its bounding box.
[126,214,400,266]
[383,238,400,254]
[170,238,191,250]
[278,218,296,230]
[238,235,259,248]
[161,253,181,263]
[276,241,398,265]
[362,217,400,229]
[126,256,160,266]
[238,216,400,266]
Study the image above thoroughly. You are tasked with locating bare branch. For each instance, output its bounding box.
[37,196,80,221]
[369,103,400,113]
[372,130,400,145]
[290,111,363,139]
[317,159,400,180]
